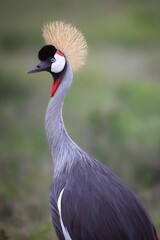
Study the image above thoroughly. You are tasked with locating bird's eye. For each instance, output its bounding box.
[51,58,56,63]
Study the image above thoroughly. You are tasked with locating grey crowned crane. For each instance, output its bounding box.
[27,21,158,240]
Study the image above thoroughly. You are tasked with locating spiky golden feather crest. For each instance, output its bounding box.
[42,21,88,71]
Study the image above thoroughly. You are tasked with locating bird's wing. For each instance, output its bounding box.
[59,158,158,240]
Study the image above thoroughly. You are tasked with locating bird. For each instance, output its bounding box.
[27,21,158,240]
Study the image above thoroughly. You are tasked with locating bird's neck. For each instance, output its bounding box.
[45,65,78,175]
[45,94,65,151]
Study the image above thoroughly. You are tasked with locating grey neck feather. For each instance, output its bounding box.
[45,64,84,176]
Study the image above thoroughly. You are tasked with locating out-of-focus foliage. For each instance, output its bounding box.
[0,0,160,239]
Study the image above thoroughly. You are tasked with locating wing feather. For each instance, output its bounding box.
[60,158,158,240]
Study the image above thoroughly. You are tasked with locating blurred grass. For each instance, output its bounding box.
[0,0,160,239]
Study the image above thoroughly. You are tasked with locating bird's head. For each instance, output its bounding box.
[27,45,66,96]
[27,45,66,74]
[27,21,88,97]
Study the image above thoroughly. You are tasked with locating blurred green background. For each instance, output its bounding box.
[0,0,160,239]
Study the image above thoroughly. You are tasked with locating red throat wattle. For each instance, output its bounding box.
[50,78,60,97]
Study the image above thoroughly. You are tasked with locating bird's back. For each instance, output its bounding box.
[50,153,158,240]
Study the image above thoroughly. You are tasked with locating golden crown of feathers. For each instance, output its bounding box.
[42,21,88,71]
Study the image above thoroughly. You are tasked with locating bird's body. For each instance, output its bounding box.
[27,21,158,240]
[46,64,157,240]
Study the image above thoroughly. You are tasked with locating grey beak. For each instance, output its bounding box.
[26,60,50,74]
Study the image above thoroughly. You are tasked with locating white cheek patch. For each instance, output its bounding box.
[51,53,66,73]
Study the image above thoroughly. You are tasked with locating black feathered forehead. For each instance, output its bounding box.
[38,45,57,61]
